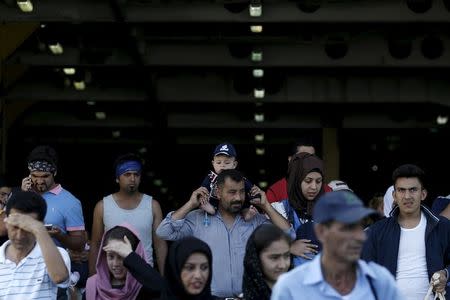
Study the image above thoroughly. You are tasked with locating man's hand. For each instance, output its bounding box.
[290,239,319,260]
[432,270,448,294]
[21,176,33,192]
[4,213,45,235]
[188,187,209,209]
[103,236,133,258]
[249,186,268,210]
[47,226,63,238]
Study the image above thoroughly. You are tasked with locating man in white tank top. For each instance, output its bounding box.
[88,153,167,276]
[362,164,450,299]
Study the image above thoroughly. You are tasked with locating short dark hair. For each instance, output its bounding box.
[216,169,244,188]
[392,164,426,189]
[5,191,47,221]
[113,153,143,173]
[289,138,315,156]
[27,145,58,168]
[104,226,140,251]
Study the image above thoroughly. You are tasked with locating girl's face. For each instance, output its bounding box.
[259,239,291,288]
[180,252,210,295]
[301,171,322,201]
[105,239,128,284]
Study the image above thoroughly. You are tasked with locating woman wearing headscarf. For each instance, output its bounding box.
[272,152,325,266]
[85,224,159,300]
[103,236,213,300]
[242,224,291,300]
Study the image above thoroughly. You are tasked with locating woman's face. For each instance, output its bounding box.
[105,239,128,283]
[259,239,291,287]
[180,252,210,295]
[301,171,322,201]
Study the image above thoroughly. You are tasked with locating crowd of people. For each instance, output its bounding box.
[0,141,449,300]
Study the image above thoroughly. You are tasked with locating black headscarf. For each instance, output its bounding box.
[162,237,213,300]
[287,152,325,219]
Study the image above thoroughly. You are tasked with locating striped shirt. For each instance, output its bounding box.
[0,241,71,300]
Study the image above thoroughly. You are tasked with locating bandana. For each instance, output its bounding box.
[116,161,142,178]
[28,160,56,174]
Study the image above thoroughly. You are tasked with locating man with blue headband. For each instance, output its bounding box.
[88,153,167,277]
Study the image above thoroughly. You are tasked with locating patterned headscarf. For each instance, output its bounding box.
[28,160,57,174]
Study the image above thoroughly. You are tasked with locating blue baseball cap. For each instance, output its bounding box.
[313,191,375,224]
[213,143,237,157]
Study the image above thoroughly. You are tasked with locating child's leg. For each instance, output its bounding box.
[200,196,218,215]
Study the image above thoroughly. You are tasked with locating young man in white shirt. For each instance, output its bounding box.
[0,191,70,300]
[363,164,450,299]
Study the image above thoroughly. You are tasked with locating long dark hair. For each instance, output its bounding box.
[242,224,292,300]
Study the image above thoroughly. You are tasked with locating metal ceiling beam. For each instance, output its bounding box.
[1,0,449,23]
[7,34,450,67]
[4,73,450,107]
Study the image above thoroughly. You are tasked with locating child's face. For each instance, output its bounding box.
[105,239,128,283]
[212,155,237,174]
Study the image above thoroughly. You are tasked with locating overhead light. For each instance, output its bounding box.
[48,42,63,55]
[112,131,121,138]
[259,169,266,175]
[256,147,265,155]
[63,68,76,75]
[86,101,96,106]
[437,115,448,125]
[160,187,168,194]
[40,24,46,28]
[252,69,264,78]
[249,2,262,17]
[153,179,163,187]
[250,25,263,33]
[73,80,86,91]
[254,88,265,99]
[254,113,264,122]
[95,112,106,120]
[138,147,148,154]
[17,0,33,12]
[251,50,263,62]
[258,181,268,188]
[255,134,264,142]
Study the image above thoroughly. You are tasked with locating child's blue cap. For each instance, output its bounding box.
[213,143,237,157]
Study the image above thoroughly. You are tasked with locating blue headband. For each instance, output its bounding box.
[116,161,142,178]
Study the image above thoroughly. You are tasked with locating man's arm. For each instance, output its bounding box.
[51,229,86,251]
[156,187,208,240]
[5,213,69,284]
[88,200,104,276]
[152,199,167,275]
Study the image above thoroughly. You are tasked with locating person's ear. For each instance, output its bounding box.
[421,189,427,202]
[53,171,57,177]
[116,178,119,183]
[233,161,238,168]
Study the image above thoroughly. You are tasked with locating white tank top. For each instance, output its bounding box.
[103,194,154,266]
